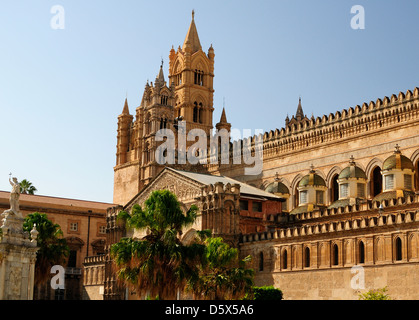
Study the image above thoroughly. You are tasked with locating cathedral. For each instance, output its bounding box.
[82,12,419,300]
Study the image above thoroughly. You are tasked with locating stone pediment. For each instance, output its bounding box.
[125,168,204,212]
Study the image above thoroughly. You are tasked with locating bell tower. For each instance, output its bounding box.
[113,11,216,206]
[169,10,215,142]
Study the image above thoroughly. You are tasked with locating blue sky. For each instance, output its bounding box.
[0,0,418,203]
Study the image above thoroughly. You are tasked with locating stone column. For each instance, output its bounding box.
[0,212,39,300]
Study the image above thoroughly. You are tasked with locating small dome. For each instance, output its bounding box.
[339,166,367,180]
[265,181,290,195]
[299,173,326,187]
[382,145,414,171]
[383,154,414,171]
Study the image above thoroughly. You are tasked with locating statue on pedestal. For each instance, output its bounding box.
[0,174,39,300]
[1,174,24,236]
[7,175,22,218]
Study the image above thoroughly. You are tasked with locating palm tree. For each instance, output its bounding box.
[19,179,37,195]
[110,190,207,299]
[23,213,70,286]
[187,237,254,300]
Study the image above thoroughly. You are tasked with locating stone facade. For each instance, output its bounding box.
[106,12,419,300]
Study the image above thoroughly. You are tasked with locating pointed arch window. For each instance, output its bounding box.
[175,73,182,86]
[333,244,339,266]
[161,95,168,105]
[304,247,310,268]
[396,237,402,261]
[194,69,204,86]
[331,174,339,202]
[193,102,204,123]
[144,113,152,135]
[282,249,288,270]
[193,102,198,123]
[359,241,365,264]
[198,102,203,123]
[144,142,150,164]
[160,118,168,130]
[259,252,264,271]
[371,166,382,197]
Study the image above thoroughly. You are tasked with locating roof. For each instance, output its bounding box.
[372,190,415,202]
[299,173,326,187]
[289,204,327,215]
[265,181,290,195]
[383,153,414,171]
[339,166,367,180]
[182,11,202,54]
[0,191,114,214]
[327,198,362,209]
[168,168,281,200]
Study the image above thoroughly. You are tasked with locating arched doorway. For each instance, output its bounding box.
[371,166,382,198]
[331,174,339,203]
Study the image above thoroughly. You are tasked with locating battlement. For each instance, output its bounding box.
[242,193,419,244]
[201,182,241,196]
[205,87,419,169]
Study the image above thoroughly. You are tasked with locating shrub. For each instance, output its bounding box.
[252,286,283,300]
[358,287,391,300]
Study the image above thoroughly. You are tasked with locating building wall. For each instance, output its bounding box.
[240,198,419,300]
[0,192,110,300]
[255,263,419,300]
[83,255,105,300]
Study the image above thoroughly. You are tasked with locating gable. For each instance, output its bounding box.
[124,169,204,212]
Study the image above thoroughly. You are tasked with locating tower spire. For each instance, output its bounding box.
[183,10,202,53]
[156,59,165,85]
[121,97,130,115]
[296,97,305,121]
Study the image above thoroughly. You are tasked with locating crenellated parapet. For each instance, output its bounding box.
[242,193,419,244]
[197,182,241,247]
[204,87,419,168]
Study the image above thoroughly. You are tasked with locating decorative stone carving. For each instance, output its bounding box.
[3,176,23,219]
[0,175,39,300]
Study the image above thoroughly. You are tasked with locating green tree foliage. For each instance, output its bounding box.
[19,179,37,195]
[23,212,70,285]
[111,190,255,300]
[358,287,391,300]
[111,190,206,299]
[187,237,254,300]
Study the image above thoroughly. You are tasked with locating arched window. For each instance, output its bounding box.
[304,247,310,268]
[294,185,299,208]
[396,237,402,261]
[371,166,382,197]
[193,102,198,123]
[175,73,182,86]
[193,108,198,123]
[333,244,339,266]
[161,95,168,105]
[160,118,168,129]
[415,160,419,191]
[331,174,339,202]
[199,102,203,124]
[282,249,288,270]
[145,113,152,135]
[259,252,264,271]
[144,142,150,164]
[194,69,204,86]
[359,241,365,264]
